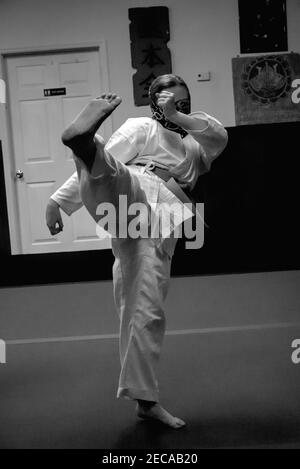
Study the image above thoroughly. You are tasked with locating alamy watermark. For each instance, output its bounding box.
[94,195,205,249]
[0,339,6,364]
[291,339,300,364]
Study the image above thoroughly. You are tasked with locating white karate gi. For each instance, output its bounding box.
[51,111,228,402]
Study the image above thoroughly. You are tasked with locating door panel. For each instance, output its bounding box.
[20,100,52,161]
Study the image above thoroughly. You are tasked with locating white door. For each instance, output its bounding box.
[6,49,111,254]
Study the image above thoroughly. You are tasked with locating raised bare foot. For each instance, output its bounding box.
[136,402,186,429]
[61,93,121,168]
[62,93,121,145]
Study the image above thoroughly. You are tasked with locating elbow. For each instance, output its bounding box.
[207,128,228,162]
[220,127,228,151]
[207,121,228,155]
[215,126,228,155]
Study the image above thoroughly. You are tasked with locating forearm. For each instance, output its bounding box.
[173,111,227,155]
[50,171,83,215]
[48,198,60,208]
[167,110,209,132]
[173,110,228,175]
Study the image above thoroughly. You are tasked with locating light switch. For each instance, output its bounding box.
[197,72,211,81]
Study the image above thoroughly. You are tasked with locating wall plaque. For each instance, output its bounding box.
[129,7,172,106]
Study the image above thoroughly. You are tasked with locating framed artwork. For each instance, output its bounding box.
[238,0,288,54]
[232,52,300,125]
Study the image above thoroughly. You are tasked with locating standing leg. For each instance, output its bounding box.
[112,237,186,429]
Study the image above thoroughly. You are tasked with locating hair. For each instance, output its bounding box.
[148,74,190,104]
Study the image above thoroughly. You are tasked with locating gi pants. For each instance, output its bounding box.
[74,137,177,402]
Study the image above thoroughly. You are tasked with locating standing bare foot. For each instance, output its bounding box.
[136,401,186,429]
[61,93,122,170]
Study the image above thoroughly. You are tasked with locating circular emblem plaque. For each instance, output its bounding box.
[242,55,292,104]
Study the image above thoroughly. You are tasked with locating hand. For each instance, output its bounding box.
[156,91,178,120]
[46,199,64,235]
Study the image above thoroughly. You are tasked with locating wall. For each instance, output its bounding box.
[0,0,299,130]
[2,120,300,287]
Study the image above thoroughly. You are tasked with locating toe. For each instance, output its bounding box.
[175,418,186,428]
[114,96,122,105]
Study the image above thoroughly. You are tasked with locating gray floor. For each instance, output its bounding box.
[1,326,300,449]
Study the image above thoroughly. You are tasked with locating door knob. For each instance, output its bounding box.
[16,170,24,179]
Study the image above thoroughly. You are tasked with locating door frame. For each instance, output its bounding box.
[0,42,111,254]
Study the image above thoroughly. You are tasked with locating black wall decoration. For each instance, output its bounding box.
[129,7,172,106]
[238,0,288,54]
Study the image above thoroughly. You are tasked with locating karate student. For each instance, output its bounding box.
[46,74,228,429]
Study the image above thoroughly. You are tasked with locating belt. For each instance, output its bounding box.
[149,166,177,184]
[134,162,191,197]
[133,163,208,228]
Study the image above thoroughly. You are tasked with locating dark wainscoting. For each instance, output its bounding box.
[1,121,300,287]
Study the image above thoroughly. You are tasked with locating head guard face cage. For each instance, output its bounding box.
[148,87,190,139]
